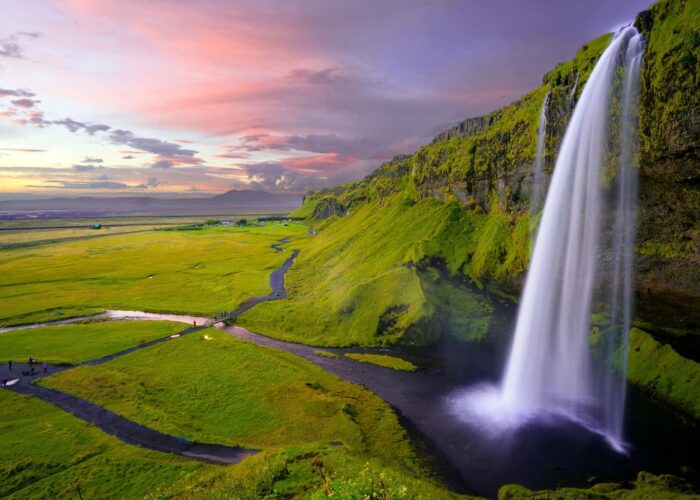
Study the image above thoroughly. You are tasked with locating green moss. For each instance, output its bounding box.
[499,471,698,499]
[637,0,700,161]
[344,353,417,371]
[638,240,695,259]
[626,328,700,419]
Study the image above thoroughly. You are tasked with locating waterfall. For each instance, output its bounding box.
[567,73,579,111]
[530,89,550,219]
[497,26,644,451]
[600,32,644,444]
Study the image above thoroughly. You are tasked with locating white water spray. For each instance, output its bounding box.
[454,27,644,452]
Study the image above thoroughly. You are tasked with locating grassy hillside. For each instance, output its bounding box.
[241,196,504,346]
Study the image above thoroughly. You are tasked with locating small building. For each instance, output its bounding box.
[90,223,101,230]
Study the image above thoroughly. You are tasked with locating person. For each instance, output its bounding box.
[43,362,48,375]
[193,321,197,327]
[30,367,36,376]
[28,357,33,366]
[7,360,11,371]
[2,378,6,388]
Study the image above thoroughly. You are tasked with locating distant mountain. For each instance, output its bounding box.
[0,190,302,213]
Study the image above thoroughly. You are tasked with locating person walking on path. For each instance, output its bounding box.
[2,378,6,388]
[7,360,11,371]
[43,362,48,375]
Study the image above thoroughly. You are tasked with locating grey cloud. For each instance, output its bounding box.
[51,118,109,135]
[238,132,379,157]
[110,129,198,159]
[0,88,35,98]
[151,159,174,169]
[1,86,200,164]
[85,124,111,135]
[83,157,103,163]
[0,38,22,59]
[72,164,96,172]
[53,118,86,133]
[10,98,39,108]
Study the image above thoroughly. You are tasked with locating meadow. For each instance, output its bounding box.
[0,222,308,327]
[0,390,216,499]
[0,320,184,365]
[41,328,414,453]
[0,225,157,248]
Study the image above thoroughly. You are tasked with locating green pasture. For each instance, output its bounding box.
[0,223,307,326]
[0,320,184,365]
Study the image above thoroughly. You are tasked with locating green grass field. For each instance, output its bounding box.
[0,223,308,326]
[0,390,216,499]
[42,328,415,455]
[0,320,184,365]
[0,225,157,247]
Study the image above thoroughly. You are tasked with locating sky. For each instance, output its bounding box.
[0,0,651,198]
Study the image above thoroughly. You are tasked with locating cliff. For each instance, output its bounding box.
[295,0,699,337]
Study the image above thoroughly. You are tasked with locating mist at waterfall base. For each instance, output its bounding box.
[450,26,644,454]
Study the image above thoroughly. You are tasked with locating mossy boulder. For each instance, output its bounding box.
[627,327,700,419]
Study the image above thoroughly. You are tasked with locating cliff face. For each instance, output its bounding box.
[301,0,699,334]
[634,0,699,332]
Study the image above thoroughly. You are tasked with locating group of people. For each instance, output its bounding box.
[2,358,48,387]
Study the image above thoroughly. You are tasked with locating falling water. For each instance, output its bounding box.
[600,32,644,444]
[530,90,550,218]
[567,73,579,112]
[497,26,644,451]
